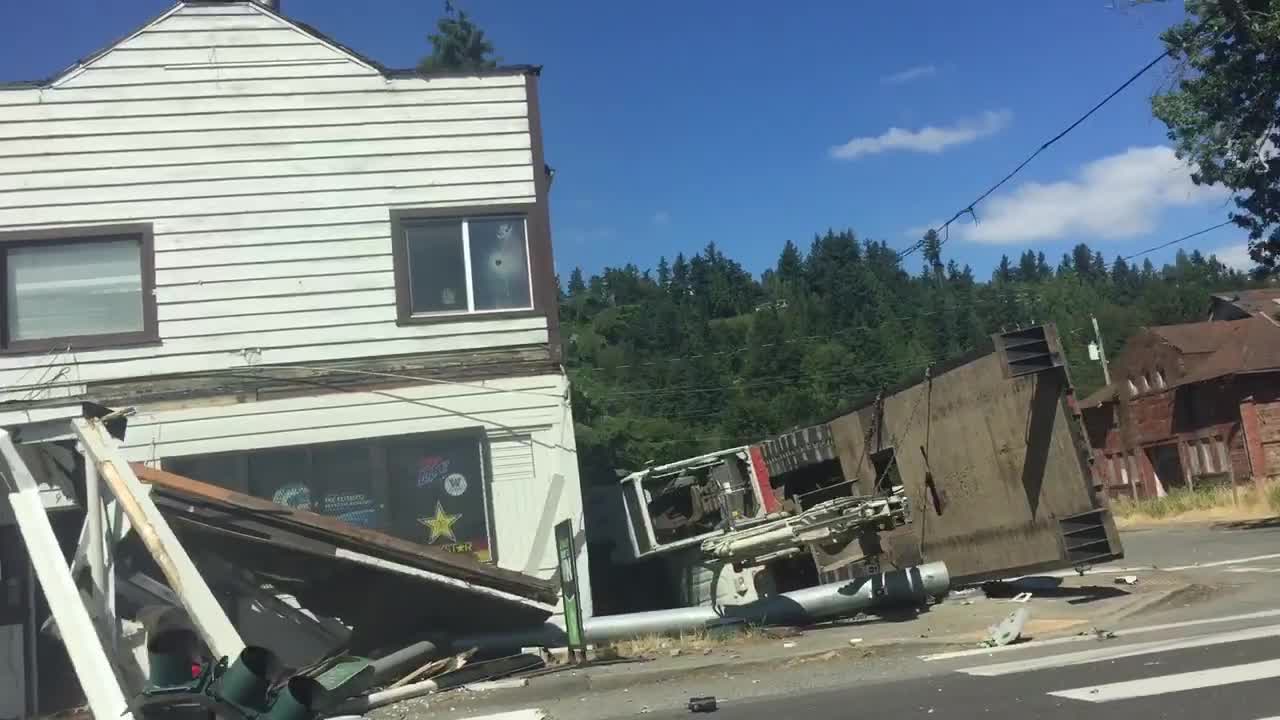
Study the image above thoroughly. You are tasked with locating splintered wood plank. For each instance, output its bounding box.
[72,418,245,661]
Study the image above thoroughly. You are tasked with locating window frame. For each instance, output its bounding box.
[390,205,543,325]
[0,223,158,355]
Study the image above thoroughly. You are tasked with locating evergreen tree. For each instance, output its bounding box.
[995,254,1014,284]
[567,267,587,296]
[1036,252,1052,280]
[559,223,1263,484]
[418,2,499,73]
[1018,250,1038,282]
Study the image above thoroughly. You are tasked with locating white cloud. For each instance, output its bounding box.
[1211,241,1256,271]
[882,64,937,85]
[960,146,1228,244]
[830,110,1011,160]
[652,210,671,226]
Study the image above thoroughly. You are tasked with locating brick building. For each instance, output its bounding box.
[1081,314,1280,498]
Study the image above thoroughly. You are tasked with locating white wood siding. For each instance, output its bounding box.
[0,2,544,401]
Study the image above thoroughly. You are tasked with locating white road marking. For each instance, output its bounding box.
[1005,552,1280,581]
[1224,567,1280,574]
[457,711,547,720]
[1049,658,1280,703]
[1164,552,1280,571]
[959,622,1280,676]
[920,608,1280,661]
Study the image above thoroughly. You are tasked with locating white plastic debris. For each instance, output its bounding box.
[1114,575,1139,585]
[985,607,1030,647]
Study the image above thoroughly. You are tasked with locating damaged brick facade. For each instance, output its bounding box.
[1081,316,1280,499]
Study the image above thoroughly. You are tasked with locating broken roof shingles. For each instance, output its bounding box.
[1212,288,1280,318]
[1082,315,1280,407]
[0,0,538,90]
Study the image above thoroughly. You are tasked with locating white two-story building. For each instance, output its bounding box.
[0,5,588,706]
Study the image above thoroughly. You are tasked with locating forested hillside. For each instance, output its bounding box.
[562,230,1257,485]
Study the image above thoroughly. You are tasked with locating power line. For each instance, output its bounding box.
[899,48,1174,260]
[1121,220,1235,262]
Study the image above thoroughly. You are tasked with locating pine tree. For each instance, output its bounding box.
[418,2,499,73]
[567,267,586,296]
[1036,252,1051,280]
[995,254,1014,284]
[1018,250,1038,282]
[656,256,671,287]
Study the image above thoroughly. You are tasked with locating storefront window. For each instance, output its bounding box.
[162,428,495,562]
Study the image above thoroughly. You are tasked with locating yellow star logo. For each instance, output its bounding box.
[419,501,461,543]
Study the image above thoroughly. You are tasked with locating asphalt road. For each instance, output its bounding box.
[1119,519,1280,570]
[639,615,1280,720]
[404,523,1280,720]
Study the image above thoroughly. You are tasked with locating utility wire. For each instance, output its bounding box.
[1121,220,1235,261]
[899,48,1174,260]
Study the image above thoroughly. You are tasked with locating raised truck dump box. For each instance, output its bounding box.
[759,325,1123,585]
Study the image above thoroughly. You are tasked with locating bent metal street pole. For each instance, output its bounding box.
[555,519,587,663]
[453,561,950,652]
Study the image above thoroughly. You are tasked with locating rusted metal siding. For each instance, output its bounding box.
[829,349,1118,583]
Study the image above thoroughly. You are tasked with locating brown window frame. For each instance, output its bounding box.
[0,223,159,355]
[390,204,553,326]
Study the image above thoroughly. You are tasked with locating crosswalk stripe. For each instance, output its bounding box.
[1049,658,1280,703]
[959,622,1280,676]
[1164,552,1280,571]
[920,608,1280,661]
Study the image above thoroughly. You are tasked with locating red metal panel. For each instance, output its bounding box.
[747,446,779,514]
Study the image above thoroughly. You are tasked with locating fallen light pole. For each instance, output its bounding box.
[454,561,950,651]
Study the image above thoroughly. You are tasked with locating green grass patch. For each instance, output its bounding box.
[1112,485,1237,519]
[1112,481,1280,520]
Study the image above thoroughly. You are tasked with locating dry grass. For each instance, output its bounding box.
[1112,481,1280,525]
[606,627,761,658]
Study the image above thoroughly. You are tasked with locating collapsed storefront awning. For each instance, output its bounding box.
[133,464,558,651]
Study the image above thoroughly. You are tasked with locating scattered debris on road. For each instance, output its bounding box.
[688,696,719,712]
[1115,575,1140,585]
[985,608,1031,647]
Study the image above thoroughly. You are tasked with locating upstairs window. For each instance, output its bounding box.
[0,225,156,352]
[392,209,534,321]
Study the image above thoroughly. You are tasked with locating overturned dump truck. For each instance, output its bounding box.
[606,325,1122,610]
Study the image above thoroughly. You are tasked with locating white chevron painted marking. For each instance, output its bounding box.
[1050,658,1280,703]
[960,622,1280,676]
[920,608,1280,661]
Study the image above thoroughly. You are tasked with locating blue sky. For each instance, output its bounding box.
[1,1,1251,280]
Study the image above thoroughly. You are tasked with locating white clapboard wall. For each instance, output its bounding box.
[0,2,543,400]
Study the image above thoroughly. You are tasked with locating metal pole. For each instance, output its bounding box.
[453,561,950,651]
[1091,315,1112,386]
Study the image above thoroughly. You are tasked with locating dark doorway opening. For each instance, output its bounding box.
[1146,443,1187,493]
